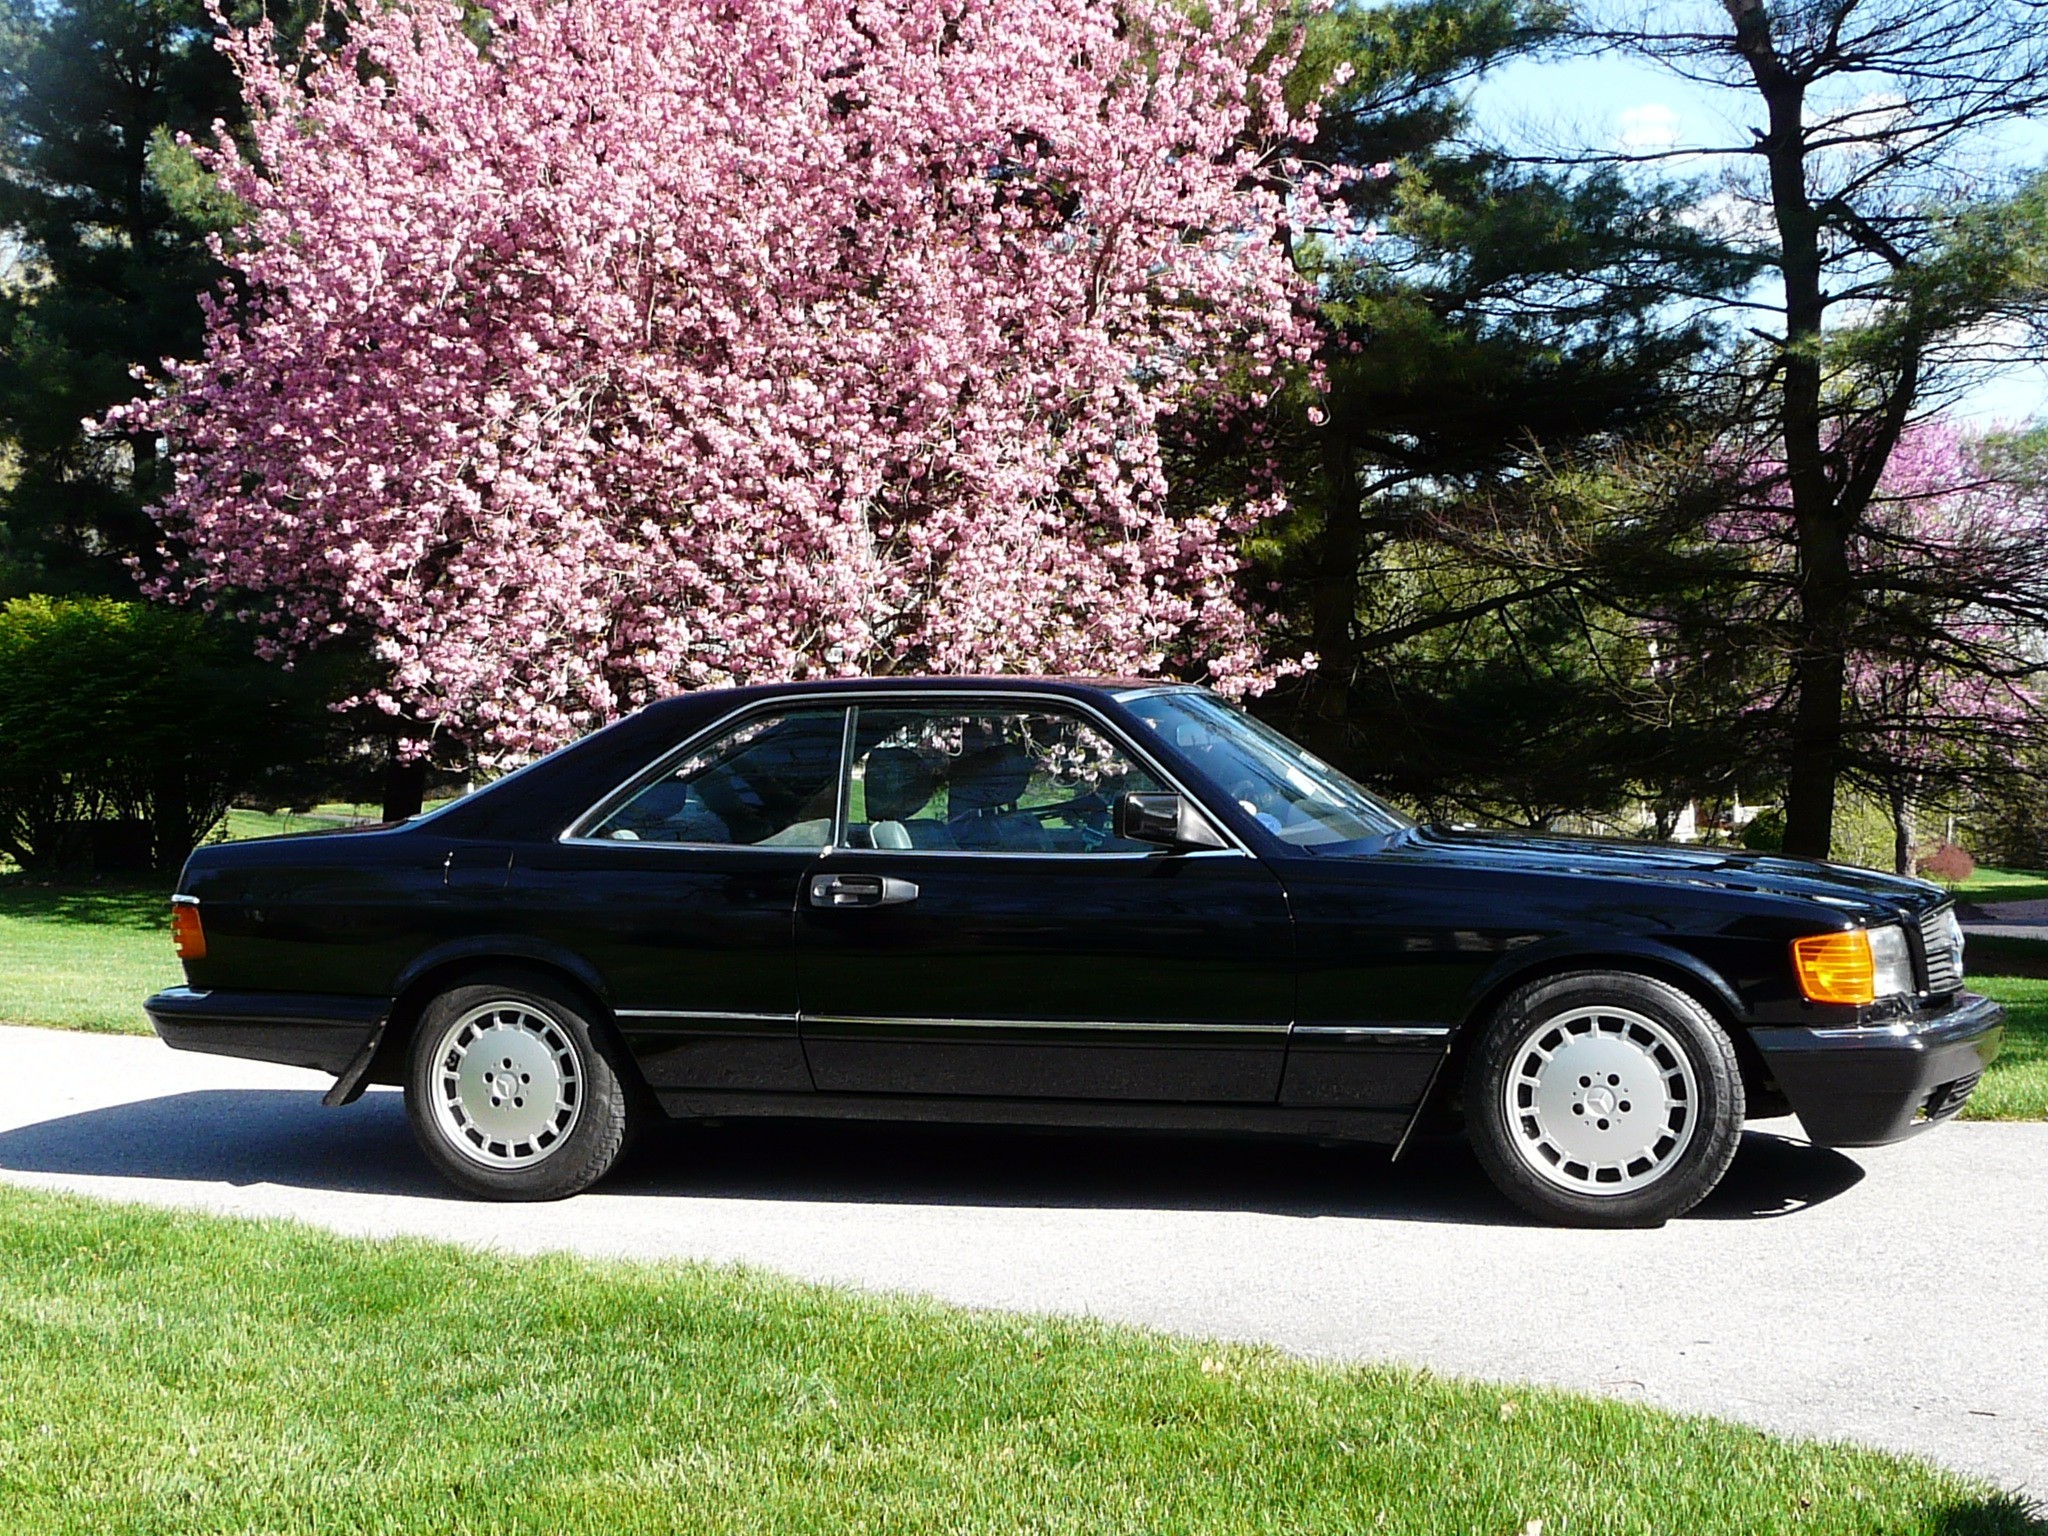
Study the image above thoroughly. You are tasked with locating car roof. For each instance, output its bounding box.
[619,674,1200,728]
[657,674,1191,700]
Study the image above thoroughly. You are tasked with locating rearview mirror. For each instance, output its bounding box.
[1115,792,1227,851]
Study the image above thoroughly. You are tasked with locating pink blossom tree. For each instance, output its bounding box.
[1840,426,2042,871]
[1695,418,2048,870]
[114,0,1339,764]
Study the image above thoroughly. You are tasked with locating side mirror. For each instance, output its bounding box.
[1115,791,1227,851]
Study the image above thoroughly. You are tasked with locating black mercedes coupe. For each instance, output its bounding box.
[148,677,2004,1225]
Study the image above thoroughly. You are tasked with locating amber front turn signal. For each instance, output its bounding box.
[1790,930,1875,1004]
[170,897,206,962]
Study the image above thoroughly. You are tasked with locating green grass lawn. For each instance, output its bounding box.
[1941,866,2048,907]
[0,1184,2034,1536]
[217,803,382,841]
[4,875,2045,1117]
[1967,976,2048,1120]
[0,803,386,1030]
[0,879,176,1033]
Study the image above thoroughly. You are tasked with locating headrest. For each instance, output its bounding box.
[948,739,1033,817]
[863,746,938,823]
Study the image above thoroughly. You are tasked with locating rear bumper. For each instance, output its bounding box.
[145,986,390,1078]
[1750,992,2005,1147]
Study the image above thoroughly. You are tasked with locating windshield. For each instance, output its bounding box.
[1120,690,1412,847]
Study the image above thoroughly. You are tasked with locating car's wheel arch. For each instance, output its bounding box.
[351,938,625,1096]
[1414,941,1760,1131]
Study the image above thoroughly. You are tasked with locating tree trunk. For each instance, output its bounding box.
[382,748,428,824]
[1889,784,1915,876]
[1728,4,1848,861]
[1302,406,1362,762]
[1781,630,1847,859]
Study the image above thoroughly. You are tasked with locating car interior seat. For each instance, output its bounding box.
[946,739,1048,851]
[862,746,941,850]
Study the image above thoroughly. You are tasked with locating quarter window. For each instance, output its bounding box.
[586,709,845,848]
[844,706,1170,854]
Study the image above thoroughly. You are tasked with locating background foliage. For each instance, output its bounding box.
[0,595,317,870]
[1,0,2043,855]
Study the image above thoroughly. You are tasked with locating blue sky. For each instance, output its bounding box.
[1465,52,2048,429]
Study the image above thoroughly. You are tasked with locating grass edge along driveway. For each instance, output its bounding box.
[0,1184,2039,1535]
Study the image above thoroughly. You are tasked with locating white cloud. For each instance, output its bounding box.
[1616,102,1681,155]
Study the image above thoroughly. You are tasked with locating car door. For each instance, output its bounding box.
[794,696,1294,1101]
[520,704,849,1093]
[1112,687,1455,1119]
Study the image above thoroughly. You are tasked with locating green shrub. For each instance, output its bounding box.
[0,596,309,873]
[1740,806,1785,852]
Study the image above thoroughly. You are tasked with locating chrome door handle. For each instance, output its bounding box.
[809,874,919,908]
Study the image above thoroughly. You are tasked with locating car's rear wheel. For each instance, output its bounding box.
[404,975,638,1200]
[1464,971,1744,1227]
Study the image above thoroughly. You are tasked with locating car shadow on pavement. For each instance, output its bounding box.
[1688,1126,1867,1218]
[0,1088,1865,1224]
[612,1117,1865,1224]
[0,1089,442,1198]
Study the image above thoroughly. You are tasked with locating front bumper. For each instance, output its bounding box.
[1750,991,2005,1147]
[145,986,389,1078]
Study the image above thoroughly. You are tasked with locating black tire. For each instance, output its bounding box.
[404,974,639,1200]
[1463,970,1744,1228]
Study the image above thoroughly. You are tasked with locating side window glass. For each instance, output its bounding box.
[587,709,845,848]
[845,706,1169,854]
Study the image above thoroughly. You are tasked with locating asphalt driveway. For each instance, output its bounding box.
[0,1023,2042,1498]
[1963,897,2048,944]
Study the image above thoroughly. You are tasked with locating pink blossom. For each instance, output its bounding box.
[1708,420,2045,769]
[111,0,1338,758]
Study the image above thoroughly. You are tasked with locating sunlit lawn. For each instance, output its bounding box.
[1967,976,2048,1120]
[0,806,384,1032]
[1942,866,2048,907]
[0,1184,2036,1535]
[0,880,175,1034]
[218,803,382,841]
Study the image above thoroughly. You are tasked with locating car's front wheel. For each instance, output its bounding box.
[404,975,639,1200]
[1463,971,1744,1227]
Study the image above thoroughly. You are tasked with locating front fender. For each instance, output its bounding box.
[1456,934,1748,1036]
[1385,934,1757,1159]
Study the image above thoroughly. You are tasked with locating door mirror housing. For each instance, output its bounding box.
[1115,792,1227,851]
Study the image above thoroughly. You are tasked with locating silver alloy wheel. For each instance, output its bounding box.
[1502,1004,1700,1196]
[427,1001,584,1169]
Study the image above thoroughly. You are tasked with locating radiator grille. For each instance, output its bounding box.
[1919,906,1963,994]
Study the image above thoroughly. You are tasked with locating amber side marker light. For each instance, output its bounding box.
[170,896,206,962]
[1790,930,1875,1005]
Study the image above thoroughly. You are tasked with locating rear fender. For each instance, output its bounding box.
[323,935,613,1106]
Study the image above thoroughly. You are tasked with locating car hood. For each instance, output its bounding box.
[1360,824,1945,922]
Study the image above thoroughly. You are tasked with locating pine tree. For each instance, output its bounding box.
[1185,1,1757,825]
[0,0,241,594]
